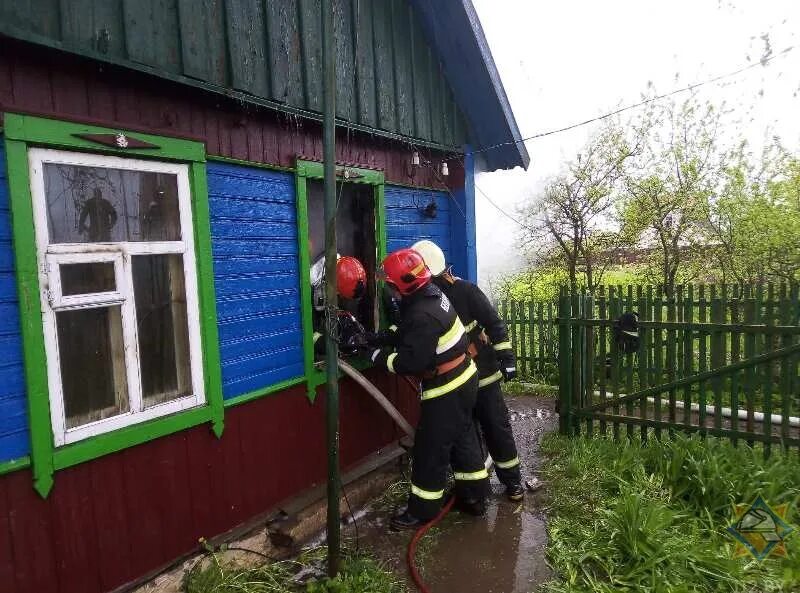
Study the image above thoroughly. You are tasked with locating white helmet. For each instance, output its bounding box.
[412,239,447,276]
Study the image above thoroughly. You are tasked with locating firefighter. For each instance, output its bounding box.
[368,248,489,529]
[311,255,367,356]
[412,240,524,501]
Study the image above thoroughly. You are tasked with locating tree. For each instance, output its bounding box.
[621,98,722,293]
[705,149,800,284]
[520,124,639,293]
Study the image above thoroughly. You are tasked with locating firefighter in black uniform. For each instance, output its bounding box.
[413,240,524,501]
[368,247,489,529]
[310,255,367,356]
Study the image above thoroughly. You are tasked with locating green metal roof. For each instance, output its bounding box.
[0,0,470,151]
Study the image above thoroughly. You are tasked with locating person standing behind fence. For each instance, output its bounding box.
[412,240,524,501]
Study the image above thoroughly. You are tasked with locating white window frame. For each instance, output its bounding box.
[28,148,206,446]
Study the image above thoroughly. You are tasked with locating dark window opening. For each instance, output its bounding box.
[307,180,378,332]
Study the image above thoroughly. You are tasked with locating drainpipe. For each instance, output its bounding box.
[321,0,340,578]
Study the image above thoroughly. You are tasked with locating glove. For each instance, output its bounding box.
[370,348,386,366]
[500,365,517,382]
[497,353,517,381]
[364,330,396,348]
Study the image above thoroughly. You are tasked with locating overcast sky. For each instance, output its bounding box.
[471,0,800,287]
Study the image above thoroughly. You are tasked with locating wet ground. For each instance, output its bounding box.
[342,395,558,593]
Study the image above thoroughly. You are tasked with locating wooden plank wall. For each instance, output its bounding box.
[0,377,418,593]
[0,0,469,147]
[0,38,464,190]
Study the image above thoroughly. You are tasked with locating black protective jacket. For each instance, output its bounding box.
[434,277,516,384]
[373,283,474,398]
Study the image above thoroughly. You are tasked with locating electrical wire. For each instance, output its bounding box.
[469,49,797,233]
[341,482,360,552]
[474,183,535,233]
[469,46,795,155]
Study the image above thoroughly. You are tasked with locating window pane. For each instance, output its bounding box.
[60,262,116,295]
[133,255,192,407]
[56,306,129,429]
[43,163,181,243]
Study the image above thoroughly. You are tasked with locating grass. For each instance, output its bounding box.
[184,546,406,593]
[538,433,800,593]
[503,380,559,397]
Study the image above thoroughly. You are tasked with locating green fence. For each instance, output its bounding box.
[502,283,800,453]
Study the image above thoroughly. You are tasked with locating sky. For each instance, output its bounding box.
[471,0,800,289]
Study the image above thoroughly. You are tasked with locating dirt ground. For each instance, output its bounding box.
[341,395,558,593]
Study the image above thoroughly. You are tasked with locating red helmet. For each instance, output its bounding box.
[337,256,366,299]
[381,248,431,295]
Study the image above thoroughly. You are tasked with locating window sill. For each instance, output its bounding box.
[53,404,214,471]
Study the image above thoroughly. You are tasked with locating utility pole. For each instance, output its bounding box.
[321,0,340,578]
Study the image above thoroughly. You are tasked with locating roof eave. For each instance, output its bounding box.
[410,0,530,171]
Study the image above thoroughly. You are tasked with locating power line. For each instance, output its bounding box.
[470,46,795,155]
[474,183,534,232]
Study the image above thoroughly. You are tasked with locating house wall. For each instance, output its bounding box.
[0,38,473,593]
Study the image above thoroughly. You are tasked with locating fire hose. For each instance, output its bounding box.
[337,359,492,592]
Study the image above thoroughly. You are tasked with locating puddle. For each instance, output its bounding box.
[342,396,558,593]
[421,490,551,593]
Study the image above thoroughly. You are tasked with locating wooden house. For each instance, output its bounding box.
[0,1,528,591]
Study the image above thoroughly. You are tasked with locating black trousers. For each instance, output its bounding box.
[408,372,488,521]
[475,379,521,486]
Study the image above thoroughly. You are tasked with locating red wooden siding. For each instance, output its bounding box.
[0,375,418,593]
[0,37,464,190]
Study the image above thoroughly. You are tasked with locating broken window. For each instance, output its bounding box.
[307,180,378,332]
[28,149,205,445]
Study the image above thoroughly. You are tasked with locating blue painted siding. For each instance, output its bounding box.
[207,163,304,399]
[385,186,453,264]
[0,137,31,463]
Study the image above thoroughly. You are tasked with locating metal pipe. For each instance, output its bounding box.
[321,0,339,578]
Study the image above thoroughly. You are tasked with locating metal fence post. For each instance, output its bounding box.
[558,289,572,435]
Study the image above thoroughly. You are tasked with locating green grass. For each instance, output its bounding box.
[538,433,800,593]
[502,380,559,397]
[184,547,406,593]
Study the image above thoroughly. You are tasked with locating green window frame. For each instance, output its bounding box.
[294,159,387,401]
[3,113,224,497]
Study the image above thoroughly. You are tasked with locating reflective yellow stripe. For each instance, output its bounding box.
[387,352,398,373]
[389,324,398,332]
[313,332,323,344]
[493,341,512,351]
[454,468,489,481]
[420,361,476,400]
[495,456,520,469]
[478,371,502,388]
[463,320,477,332]
[411,484,444,500]
[436,318,465,354]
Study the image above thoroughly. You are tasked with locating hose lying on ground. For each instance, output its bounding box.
[407,497,456,593]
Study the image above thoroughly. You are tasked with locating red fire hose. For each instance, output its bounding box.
[407,497,455,593]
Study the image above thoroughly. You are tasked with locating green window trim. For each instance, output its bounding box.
[3,113,224,497]
[295,159,387,401]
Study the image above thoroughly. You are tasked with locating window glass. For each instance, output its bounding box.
[60,262,116,295]
[132,255,192,407]
[56,306,129,429]
[42,163,181,243]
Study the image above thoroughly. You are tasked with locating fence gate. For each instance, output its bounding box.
[556,285,800,454]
